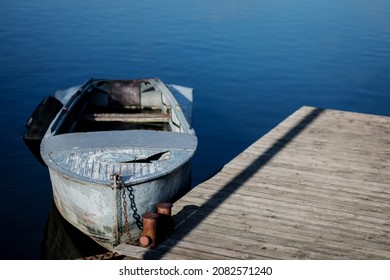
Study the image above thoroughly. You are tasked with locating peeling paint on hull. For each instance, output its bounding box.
[49,159,192,251]
[38,78,197,251]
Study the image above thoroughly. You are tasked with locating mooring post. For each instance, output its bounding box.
[157,202,174,241]
[139,212,159,248]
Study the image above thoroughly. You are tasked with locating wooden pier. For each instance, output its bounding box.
[115,106,390,259]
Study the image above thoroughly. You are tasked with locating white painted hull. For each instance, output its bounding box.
[49,160,192,250]
[37,78,197,250]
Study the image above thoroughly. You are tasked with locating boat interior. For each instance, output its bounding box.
[55,80,182,135]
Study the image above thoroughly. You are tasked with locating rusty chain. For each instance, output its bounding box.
[121,183,132,243]
[78,251,124,260]
[111,173,143,246]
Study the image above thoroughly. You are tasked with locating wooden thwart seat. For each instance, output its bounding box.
[81,112,170,123]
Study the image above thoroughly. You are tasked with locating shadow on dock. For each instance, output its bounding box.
[144,107,324,259]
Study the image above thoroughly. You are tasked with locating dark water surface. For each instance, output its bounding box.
[1,0,389,259]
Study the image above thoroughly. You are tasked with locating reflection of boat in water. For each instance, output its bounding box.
[41,201,109,259]
[25,78,197,251]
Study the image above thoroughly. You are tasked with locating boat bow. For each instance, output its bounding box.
[41,130,197,186]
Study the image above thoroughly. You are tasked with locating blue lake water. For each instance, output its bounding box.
[0,0,389,259]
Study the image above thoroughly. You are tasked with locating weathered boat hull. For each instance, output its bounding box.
[49,159,192,250]
[41,201,108,259]
[31,78,197,250]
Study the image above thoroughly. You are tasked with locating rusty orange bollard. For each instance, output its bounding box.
[157,202,174,241]
[157,202,173,216]
[139,212,159,248]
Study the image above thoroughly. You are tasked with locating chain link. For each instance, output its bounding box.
[78,252,124,260]
[121,183,132,243]
[126,185,143,230]
[112,173,133,244]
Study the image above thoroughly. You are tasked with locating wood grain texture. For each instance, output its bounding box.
[116,106,390,259]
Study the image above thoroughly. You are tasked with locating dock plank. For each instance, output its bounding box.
[115,106,390,259]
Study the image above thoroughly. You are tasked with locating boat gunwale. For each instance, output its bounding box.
[47,78,195,137]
